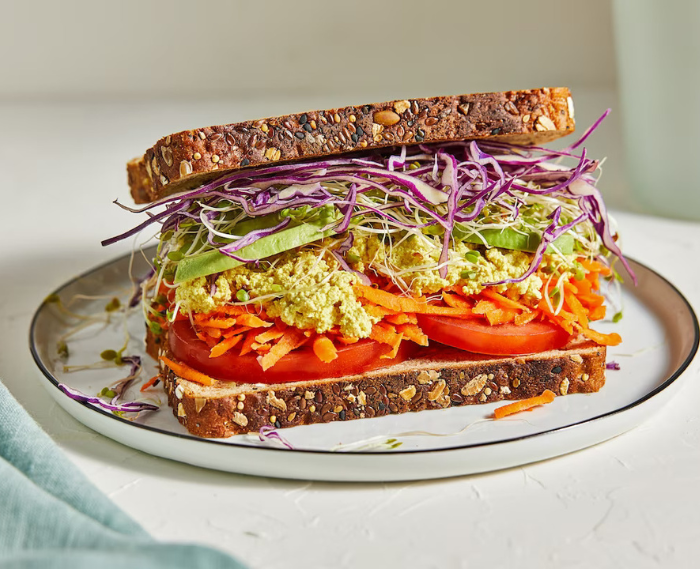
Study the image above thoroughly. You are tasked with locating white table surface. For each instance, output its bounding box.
[1,98,699,569]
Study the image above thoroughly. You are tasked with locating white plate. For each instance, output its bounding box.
[30,251,698,481]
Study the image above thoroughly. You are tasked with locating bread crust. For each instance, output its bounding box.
[130,87,575,204]
[146,328,605,438]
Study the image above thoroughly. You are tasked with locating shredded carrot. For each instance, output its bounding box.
[442,291,472,309]
[384,313,418,325]
[369,322,404,358]
[564,293,589,328]
[251,342,272,353]
[239,329,259,356]
[193,316,237,329]
[396,323,429,346]
[580,327,622,346]
[209,334,243,358]
[223,326,252,338]
[577,292,605,309]
[216,305,247,316]
[358,285,475,318]
[514,310,538,326]
[140,375,159,392]
[589,305,606,321]
[255,329,285,344]
[481,289,531,312]
[537,299,577,334]
[336,336,359,344]
[493,389,556,419]
[259,329,308,370]
[355,284,424,312]
[473,300,517,325]
[159,356,215,386]
[587,272,601,291]
[364,304,398,318]
[236,314,273,328]
[564,282,579,295]
[580,259,612,276]
[195,328,215,346]
[201,327,223,339]
[313,335,338,363]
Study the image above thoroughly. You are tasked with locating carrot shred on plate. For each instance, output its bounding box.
[313,335,338,363]
[159,356,215,386]
[336,336,359,345]
[140,375,159,392]
[209,334,243,358]
[493,389,556,419]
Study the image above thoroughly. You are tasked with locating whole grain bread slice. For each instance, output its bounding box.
[147,328,604,438]
[131,87,575,204]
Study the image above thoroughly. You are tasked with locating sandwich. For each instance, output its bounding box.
[107,87,630,438]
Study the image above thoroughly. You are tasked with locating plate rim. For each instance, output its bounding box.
[29,252,699,457]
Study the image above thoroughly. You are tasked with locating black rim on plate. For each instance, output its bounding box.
[29,251,700,457]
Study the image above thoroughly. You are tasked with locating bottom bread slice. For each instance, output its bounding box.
[149,330,606,438]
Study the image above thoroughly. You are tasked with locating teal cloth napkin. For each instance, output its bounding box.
[0,381,246,569]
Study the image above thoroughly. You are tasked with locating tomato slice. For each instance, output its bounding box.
[416,314,571,356]
[169,320,416,384]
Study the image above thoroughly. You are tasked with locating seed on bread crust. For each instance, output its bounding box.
[373,110,401,126]
[399,385,416,401]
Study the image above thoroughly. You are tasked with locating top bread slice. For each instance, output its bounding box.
[129,87,575,204]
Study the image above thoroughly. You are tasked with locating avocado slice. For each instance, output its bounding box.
[174,219,335,283]
[453,226,574,255]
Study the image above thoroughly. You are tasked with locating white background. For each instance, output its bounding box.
[1,1,700,568]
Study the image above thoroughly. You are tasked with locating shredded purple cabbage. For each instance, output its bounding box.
[128,268,154,308]
[606,361,621,371]
[105,110,633,286]
[258,425,294,449]
[58,383,158,413]
[109,355,142,402]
